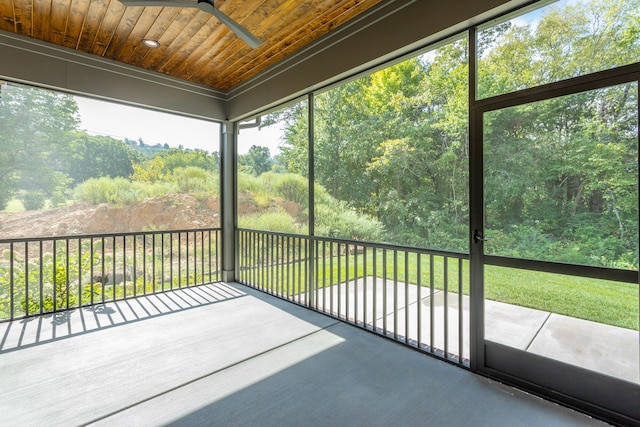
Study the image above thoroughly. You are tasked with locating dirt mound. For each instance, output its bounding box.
[0,194,220,239]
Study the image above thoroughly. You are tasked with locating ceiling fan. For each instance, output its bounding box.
[118,0,262,49]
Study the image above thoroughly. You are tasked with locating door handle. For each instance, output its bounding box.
[474,230,488,243]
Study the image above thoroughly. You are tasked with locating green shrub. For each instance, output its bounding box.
[22,191,46,210]
[131,181,178,199]
[73,177,134,205]
[50,189,70,208]
[238,171,265,193]
[238,208,306,234]
[315,202,384,241]
[170,166,217,197]
[272,173,308,206]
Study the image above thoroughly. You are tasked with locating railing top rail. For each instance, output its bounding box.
[237,228,470,259]
[238,228,310,239]
[0,227,222,244]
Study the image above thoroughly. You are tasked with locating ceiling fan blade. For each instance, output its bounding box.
[118,0,262,49]
[208,6,262,49]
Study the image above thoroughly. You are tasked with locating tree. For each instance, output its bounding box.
[238,145,273,175]
[131,148,219,182]
[66,132,144,184]
[0,83,79,209]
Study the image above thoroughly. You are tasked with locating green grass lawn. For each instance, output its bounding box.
[241,248,638,330]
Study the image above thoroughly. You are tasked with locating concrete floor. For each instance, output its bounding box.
[0,283,610,426]
[305,277,639,383]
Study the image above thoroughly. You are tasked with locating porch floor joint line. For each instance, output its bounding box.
[524,311,552,352]
[79,318,342,426]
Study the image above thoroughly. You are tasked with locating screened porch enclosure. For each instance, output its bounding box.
[1,0,639,425]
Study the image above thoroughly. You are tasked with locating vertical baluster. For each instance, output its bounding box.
[170,233,174,290]
[417,253,422,348]
[251,232,256,287]
[297,238,302,303]
[9,242,14,319]
[382,248,387,334]
[265,234,278,289]
[153,233,157,291]
[133,235,137,297]
[429,254,435,354]
[185,232,189,288]
[459,258,464,362]
[112,236,116,301]
[200,231,205,285]
[52,240,57,312]
[289,235,292,297]
[101,237,105,304]
[329,241,334,315]
[404,250,409,344]
[78,239,82,308]
[393,249,398,339]
[90,239,94,307]
[444,256,449,358]
[345,244,350,321]
[372,247,377,331]
[322,241,327,312]
[25,242,29,316]
[363,245,367,327]
[124,235,128,298]
[207,230,214,282]
[178,232,182,288]
[337,244,342,320]
[354,244,358,324]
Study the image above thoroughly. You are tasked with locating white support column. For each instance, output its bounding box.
[221,121,237,282]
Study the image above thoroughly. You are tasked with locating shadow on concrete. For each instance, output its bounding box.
[0,282,247,353]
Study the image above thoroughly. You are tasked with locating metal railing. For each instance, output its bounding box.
[0,228,221,322]
[237,228,470,365]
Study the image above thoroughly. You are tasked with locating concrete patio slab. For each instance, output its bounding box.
[0,283,248,351]
[528,313,640,383]
[0,282,633,426]
[309,277,638,382]
[89,316,605,427]
[306,276,424,324]
[0,283,338,426]
[485,299,551,350]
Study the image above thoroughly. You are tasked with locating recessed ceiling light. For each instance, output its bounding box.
[142,39,160,48]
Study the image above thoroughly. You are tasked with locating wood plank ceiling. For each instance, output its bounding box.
[0,0,382,91]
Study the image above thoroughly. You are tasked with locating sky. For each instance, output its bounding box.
[75,95,284,156]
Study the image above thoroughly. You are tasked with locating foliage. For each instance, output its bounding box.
[238,145,273,175]
[22,191,46,211]
[238,171,384,241]
[278,44,469,251]
[171,166,219,199]
[273,0,639,268]
[73,177,138,205]
[66,132,144,184]
[131,149,219,183]
[238,208,303,234]
[0,84,79,206]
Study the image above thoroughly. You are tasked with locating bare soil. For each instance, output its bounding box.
[0,194,221,239]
